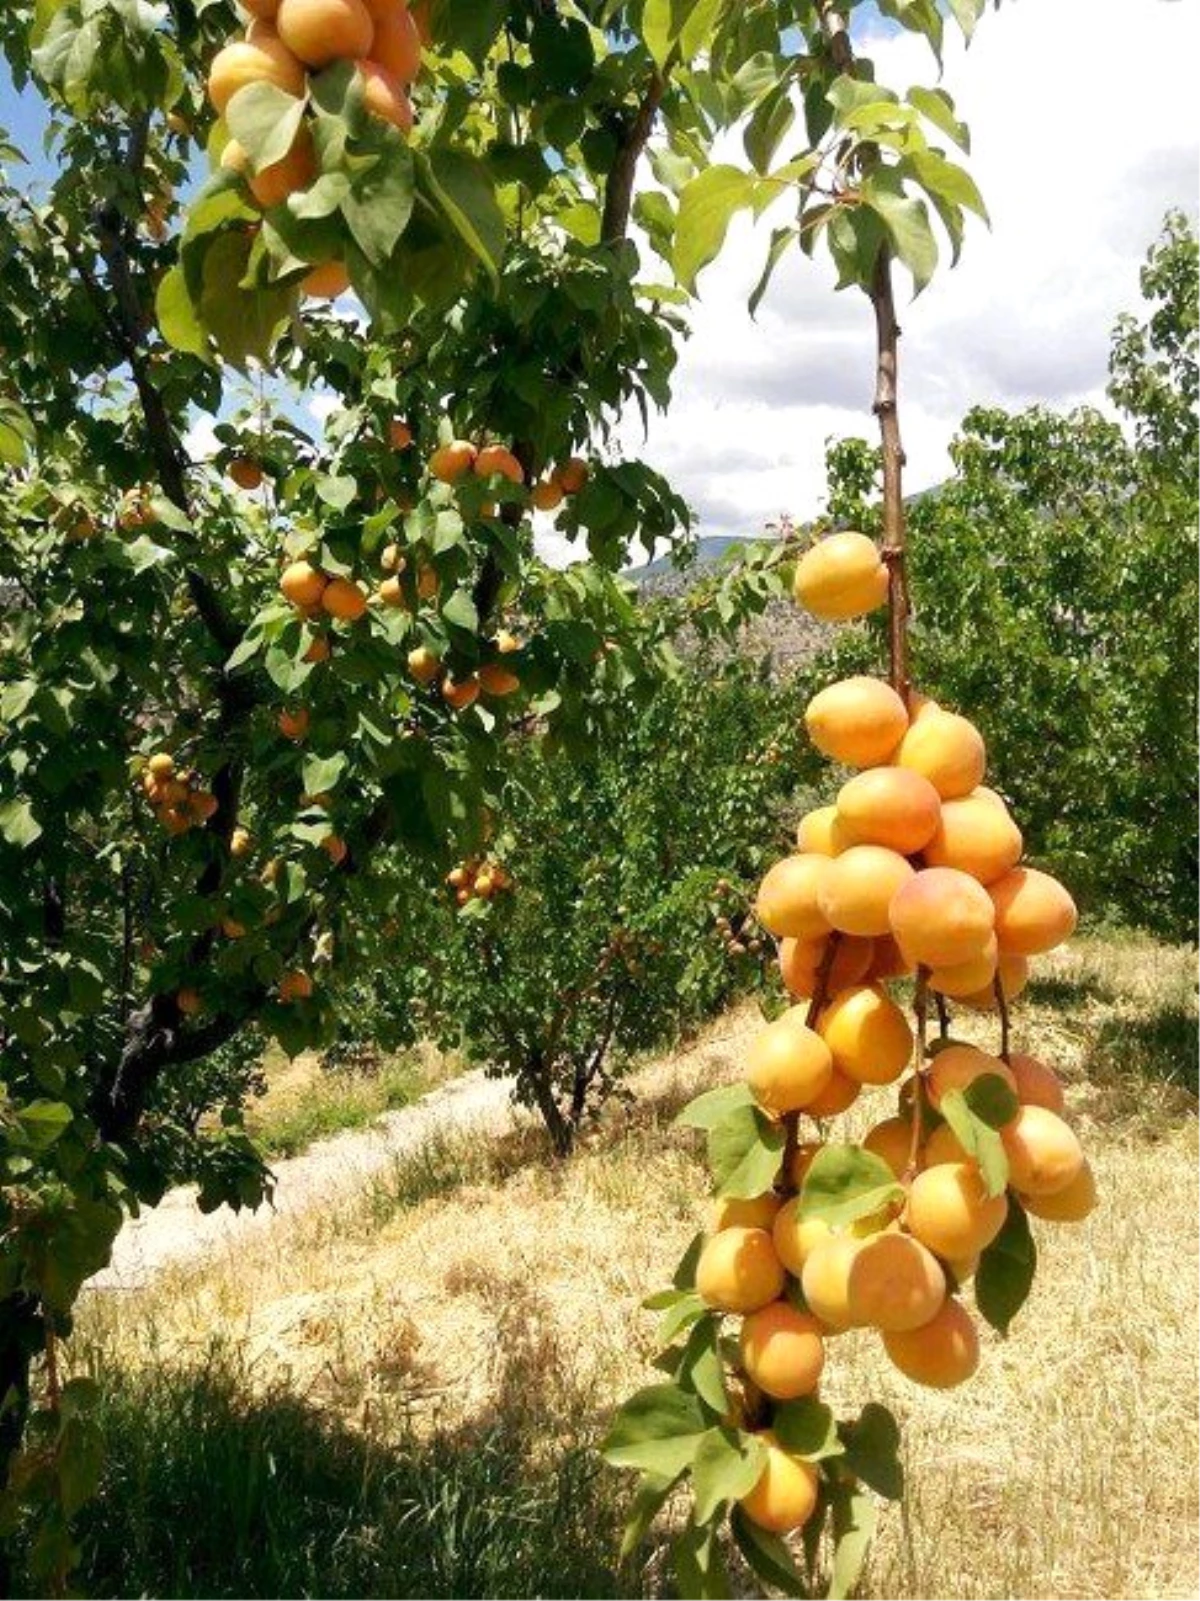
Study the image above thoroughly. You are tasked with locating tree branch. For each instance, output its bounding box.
[601,72,665,245]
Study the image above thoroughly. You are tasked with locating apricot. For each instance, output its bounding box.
[371,3,421,81]
[835,767,941,855]
[250,128,316,207]
[389,419,413,449]
[804,1068,861,1119]
[924,791,1023,884]
[788,1141,823,1190]
[478,662,521,697]
[177,987,202,1016]
[712,1193,782,1233]
[883,1296,980,1388]
[738,1437,819,1534]
[800,1234,861,1329]
[818,845,914,938]
[739,1303,825,1401]
[321,576,368,621]
[866,934,913,981]
[1008,1052,1066,1115]
[695,1226,785,1314]
[804,676,908,768]
[863,1115,918,1179]
[527,477,562,512]
[746,1010,833,1116]
[304,634,331,662]
[772,1201,832,1277]
[207,37,306,114]
[557,457,589,494]
[988,867,1078,955]
[755,855,831,941]
[243,0,281,16]
[302,260,350,298]
[818,984,913,1086]
[429,439,477,483]
[847,1232,945,1332]
[1021,1158,1097,1221]
[792,531,887,621]
[359,61,414,129]
[442,673,480,711]
[889,866,995,968]
[778,934,873,1000]
[378,575,407,607]
[228,456,265,490]
[475,443,524,484]
[957,952,1030,1010]
[922,1123,970,1167]
[926,1043,1016,1110]
[230,826,252,857]
[895,704,986,799]
[278,706,309,740]
[322,834,348,865]
[795,804,845,856]
[277,0,373,66]
[407,645,441,683]
[148,752,175,780]
[905,1162,1008,1259]
[1001,1105,1084,1196]
[927,936,999,999]
[279,968,314,1001]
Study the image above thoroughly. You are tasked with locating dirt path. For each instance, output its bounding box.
[90,1069,520,1291]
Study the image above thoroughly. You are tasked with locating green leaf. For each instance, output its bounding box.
[827,76,898,122]
[907,150,989,224]
[772,1397,844,1462]
[342,143,415,268]
[225,81,306,171]
[730,1507,809,1598]
[691,1427,767,1523]
[673,1232,704,1290]
[749,226,798,319]
[946,0,986,41]
[827,1479,877,1601]
[963,1072,1019,1128]
[799,1145,903,1227]
[675,165,760,293]
[301,752,347,793]
[673,1516,732,1601]
[642,0,728,71]
[0,797,42,847]
[0,396,36,465]
[839,1402,904,1501]
[938,1085,1009,1197]
[907,85,970,152]
[860,169,938,293]
[744,81,795,175]
[659,1290,708,1345]
[17,1100,73,1151]
[422,149,504,281]
[976,1198,1035,1336]
[620,1471,677,1560]
[708,1103,785,1200]
[677,1316,727,1414]
[676,1080,754,1130]
[601,1383,710,1478]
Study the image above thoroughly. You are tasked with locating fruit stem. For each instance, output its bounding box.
[934,989,951,1040]
[780,932,844,1195]
[869,247,912,706]
[903,967,929,1181]
[993,970,1012,1063]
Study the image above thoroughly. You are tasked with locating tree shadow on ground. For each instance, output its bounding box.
[1081,1001,1199,1104]
[6,1353,640,1601]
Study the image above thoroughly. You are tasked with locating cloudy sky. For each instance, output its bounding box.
[603,0,1198,564]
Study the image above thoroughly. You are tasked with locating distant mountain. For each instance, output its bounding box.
[625,533,775,589]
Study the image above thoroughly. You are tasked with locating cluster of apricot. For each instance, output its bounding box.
[681,529,1095,1538]
[208,0,427,299]
[445,857,513,906]
[427,436,589,512]
[138,752,219,835]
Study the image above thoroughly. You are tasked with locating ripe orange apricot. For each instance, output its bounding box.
[695,1226,785,1314]
[304,633,331,662]
[712,1193,782,1232]
[795,804,846,856]
[778,934,873,1000]
[1001,1105,1084,1196]
[228,455,264,490]
[926,1043,1016,1110]
[888,866,996,969]
[1008,1051,1066,1115]
[281,560,327,609]
[557,457,589,494]
[277,0,373,66]
[772,1201,832,1276]
[378,575,407,607]
[429,439,477,483]
[279,968,314,1001]
[531,478,564,512]
[371,3,421,81]
[866,933,913,981]
[442,673,480,711]
[835,766,941,855]
[957,952,1030,1011]
[927,935,999,999]
[416,564,439,601]
[322,834,348,865]
[389,418,413,450]
[804,1067,861,1119]
[739,1303,825,1400]
[988,867,1078,955]
[358,61,414,129]
[883,1296,980,1388]
[738,1438,819,1534]
[804,676,908,768]
[1021,1157,1097,1221]
[746,1010,834,1116]
[863,1115,918,1179]
[848,1232,945,1331]
[818,984,913,1086]
[792,531,887,621]
[475,443,524,484]
[800,1234,861,1329]
[924,791,1023,884]
[408,645,441,683]
[302,259,351,298]
[321,576,368,620]
[922,1122,968,1167]
[207,37,306,114]
[755,854,831,941]
[230,826,252,857]
[244,0,281,16]
[478,662,521,697]
[905,1161,1009,1259]
[177,987,202,1016]
[278,705,309,740]
[148,752,175,780]
[818,845,915,938]
[895,704,986,799]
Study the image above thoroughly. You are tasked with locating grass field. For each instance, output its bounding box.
[52,935,1199,1599]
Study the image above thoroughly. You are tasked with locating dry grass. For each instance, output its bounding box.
[74,935,1198,1600]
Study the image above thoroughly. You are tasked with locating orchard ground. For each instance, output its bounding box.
[54,933,1199,1601]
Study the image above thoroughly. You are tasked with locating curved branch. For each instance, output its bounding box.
[601,71,665,245]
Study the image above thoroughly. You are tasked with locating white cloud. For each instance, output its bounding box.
[615,0,1200,558]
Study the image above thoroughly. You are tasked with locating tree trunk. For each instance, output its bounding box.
[0,1291,43,1591]
[522,1052,575,1158]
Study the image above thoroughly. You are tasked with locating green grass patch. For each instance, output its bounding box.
[246,1054,426,1159]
